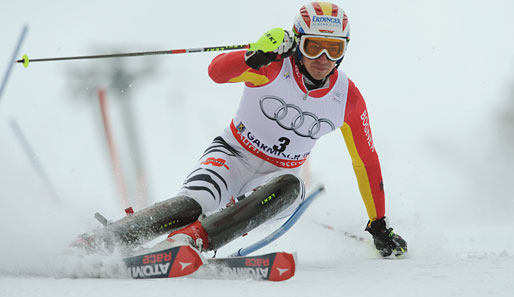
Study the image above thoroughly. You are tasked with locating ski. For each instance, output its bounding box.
[123,246,296,281]
[201,252,296,281]
[123,244,205,279]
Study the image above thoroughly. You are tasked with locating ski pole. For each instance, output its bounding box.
[16,44,250,68]
[15,27,287,68]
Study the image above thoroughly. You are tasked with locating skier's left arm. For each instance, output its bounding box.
[341,79,407,258]
[341,79,385,222]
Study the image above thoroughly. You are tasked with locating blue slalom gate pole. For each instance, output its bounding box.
[9,118,60,203]
[230,185,325,257]
[0,25,28,103]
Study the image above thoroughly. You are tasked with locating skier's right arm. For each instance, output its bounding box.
[208,28,295,87]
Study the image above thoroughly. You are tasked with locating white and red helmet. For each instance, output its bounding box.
[293,2,350,61]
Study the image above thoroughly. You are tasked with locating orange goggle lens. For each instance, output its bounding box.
[300,36,346,61]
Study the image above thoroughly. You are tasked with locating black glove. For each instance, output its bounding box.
[245,50,278,70]
[245,29,297,70]
[365,217,407,257]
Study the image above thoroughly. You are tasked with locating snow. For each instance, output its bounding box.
[1,0,514,296]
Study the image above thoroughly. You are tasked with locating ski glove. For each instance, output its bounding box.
[365,217,407,258]
[245,28,297,70]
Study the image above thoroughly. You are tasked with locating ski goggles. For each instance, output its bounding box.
[298,35,347,61]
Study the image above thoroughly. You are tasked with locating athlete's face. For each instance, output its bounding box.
[301,53,337,81]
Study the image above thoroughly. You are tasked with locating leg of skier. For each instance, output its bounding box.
[71,195,203,250]
[72,136,248,251]
[73,136,304,253]
[176,136,251,215]
[237,169,306,222]
[168,171,306,252]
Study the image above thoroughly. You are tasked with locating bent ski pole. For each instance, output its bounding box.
[16,28,287,68]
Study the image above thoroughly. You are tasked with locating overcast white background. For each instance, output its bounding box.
[1,1,514,296]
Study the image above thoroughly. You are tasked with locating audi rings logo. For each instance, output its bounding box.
[259,96,335,139]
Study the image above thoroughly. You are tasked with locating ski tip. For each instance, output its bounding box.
[124,245,205,279]
[268,252,296,281]
[168,245,205,277]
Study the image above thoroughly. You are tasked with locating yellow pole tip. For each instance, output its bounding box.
[22,54,30,68]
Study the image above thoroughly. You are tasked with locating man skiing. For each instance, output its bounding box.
[78,2,407,259]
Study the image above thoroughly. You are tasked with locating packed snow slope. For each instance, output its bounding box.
[1,1,514,296]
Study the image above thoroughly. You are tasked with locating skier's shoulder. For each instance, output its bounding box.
[339,72,369,121]
[342,73,365,104]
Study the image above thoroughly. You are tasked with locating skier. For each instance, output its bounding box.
[77,2,407,258]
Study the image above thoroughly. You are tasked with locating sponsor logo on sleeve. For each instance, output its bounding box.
[201,157,230,170]
[360,110,375,152]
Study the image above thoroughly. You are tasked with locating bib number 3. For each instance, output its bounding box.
[273,137,290,153]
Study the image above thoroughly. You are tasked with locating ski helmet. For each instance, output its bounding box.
[293,2,350,64]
